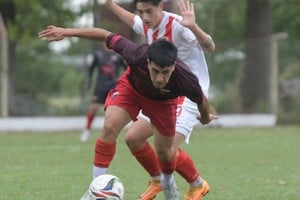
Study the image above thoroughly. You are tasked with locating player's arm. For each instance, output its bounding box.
[181,74,217,125]
[106,0,135,28]
[196,95,217,125]
[39,25,144,71]
[38,25,111,42]
[176,59,218,124]
[177,0,215,52]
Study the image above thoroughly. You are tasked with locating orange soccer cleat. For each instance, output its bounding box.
[183,179,210,200]
[138,180,163,200]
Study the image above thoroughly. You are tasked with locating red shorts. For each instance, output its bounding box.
[104,76,177,137]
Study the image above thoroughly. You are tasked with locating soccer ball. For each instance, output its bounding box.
[89,174,125,200]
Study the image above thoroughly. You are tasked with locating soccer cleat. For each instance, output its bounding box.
[80,190,92,200]
[138,180,163,200]
[161,176,180,200]
[80,129,91,142]
[183,179,210,200]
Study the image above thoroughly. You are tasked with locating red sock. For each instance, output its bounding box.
[93,139,116,167]
[86,113,95,129]
[158,152,177,175]
[131,142,161,177]
[176,148,199,183]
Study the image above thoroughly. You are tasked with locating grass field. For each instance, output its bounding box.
[0,126,299,200]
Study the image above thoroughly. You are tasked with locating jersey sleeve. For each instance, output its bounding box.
[175,59,204,104]
[172,20,202,49]
[106,33,147,68]
[164,11,182,21]
[132,15,146,36]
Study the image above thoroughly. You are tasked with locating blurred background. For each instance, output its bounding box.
[0,0,299,125]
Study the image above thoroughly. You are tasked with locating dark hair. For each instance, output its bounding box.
[134,0,162,6]
[148,38,177,67]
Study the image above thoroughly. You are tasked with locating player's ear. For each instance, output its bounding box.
[158,1,163,10]
[172,61,176,68]
[170,61,176,72]
[147,59,151,70]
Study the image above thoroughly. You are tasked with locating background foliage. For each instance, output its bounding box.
[0,0,299,123]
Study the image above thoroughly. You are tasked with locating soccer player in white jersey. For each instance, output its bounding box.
[106,0,216,199]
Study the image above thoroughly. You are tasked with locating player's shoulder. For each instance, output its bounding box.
[163,11,182,21]
[162,11,184,30]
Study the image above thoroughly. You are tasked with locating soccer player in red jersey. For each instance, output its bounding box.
[39,25,217,200]
[106,0,216,199]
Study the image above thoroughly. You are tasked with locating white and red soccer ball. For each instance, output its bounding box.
[89,174,125,200]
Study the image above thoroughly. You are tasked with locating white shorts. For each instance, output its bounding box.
[139,97,200,144]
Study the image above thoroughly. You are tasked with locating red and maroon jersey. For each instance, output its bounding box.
[106,34,204,105]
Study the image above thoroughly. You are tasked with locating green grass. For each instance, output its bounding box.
[0,126,300,200]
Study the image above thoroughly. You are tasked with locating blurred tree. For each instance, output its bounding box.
[195,0,300,114]
[1,0,300,116]
[0,0,78,115]
[240,0,272,113]
[271,0,300,38]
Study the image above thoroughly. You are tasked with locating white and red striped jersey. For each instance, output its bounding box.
[133,11,210,97]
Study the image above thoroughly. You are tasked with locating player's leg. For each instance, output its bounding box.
[144,98,179,199]
[125,115,162,200]
[93,105,131,178]
[175,98,210,200]
[82,79,140,200]
[92,79,142,178]
[80,81,104,142]
[80,102,100,142]
[81,105,131,200]
[125,115,152,150]
[176,145,209,200]
[152,126,179,200]
[125,116,161,178]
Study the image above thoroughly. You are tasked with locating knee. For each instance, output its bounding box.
[125,132,145,150]
[156,148,174,163]
[101,121,119,142]
[124,133,136,148]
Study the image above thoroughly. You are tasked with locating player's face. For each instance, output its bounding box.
[147,60,175,89]
[136,2,163,29]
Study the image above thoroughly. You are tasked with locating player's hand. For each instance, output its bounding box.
[209,104,218,116]
[177,0,196,28]
[38,25,65,42]
[197,113,218,125]
[105,0,115,7]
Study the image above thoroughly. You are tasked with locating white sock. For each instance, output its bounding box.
[190,177,202,187]
[152,174,162,182]
[93,165,107,179]
[161,173,175,187]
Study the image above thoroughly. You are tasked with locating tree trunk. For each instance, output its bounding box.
[240,0,272,113]
[0,0,16,116]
